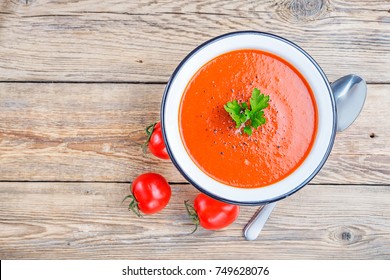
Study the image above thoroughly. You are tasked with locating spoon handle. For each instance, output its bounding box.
[243,202,277,241]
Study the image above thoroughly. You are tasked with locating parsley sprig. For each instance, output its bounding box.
[224,88,270,136]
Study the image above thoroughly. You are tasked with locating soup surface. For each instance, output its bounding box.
[179,49,317,188]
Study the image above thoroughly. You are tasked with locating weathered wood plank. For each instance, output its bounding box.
[0,0,389,82]
[3,0,389,15]
[0,182,388,259]
[0,83,388,184]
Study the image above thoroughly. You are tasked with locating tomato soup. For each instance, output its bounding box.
[179,49,317,188]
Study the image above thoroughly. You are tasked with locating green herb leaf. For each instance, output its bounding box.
[251,110,266,129]
[243,126,253,135]
[250,88,270,113]
[224,88,270,135]
[224,100,243,128]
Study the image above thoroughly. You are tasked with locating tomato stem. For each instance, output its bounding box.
[122,195,142,217]
[184,200,199,234]
[142,122,157,155]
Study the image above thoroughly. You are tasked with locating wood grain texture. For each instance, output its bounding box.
[0,0,389,82]
[0,182,388,259]
[0,83,389,184]
[0,0,389,261]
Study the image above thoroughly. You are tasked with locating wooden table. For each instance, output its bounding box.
[0,0,389,260]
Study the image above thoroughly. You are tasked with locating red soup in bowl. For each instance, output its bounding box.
[161,31,336,205]
[180,49,318,188]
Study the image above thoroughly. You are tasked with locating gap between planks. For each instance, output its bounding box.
[0,81,389,85]
[0,81,167,85]
[0,181,389,187]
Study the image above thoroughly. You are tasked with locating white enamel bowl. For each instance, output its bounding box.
[161,31,336,205]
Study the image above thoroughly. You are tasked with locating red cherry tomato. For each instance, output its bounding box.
[185,193,240,231]
[144,121,170,160]
[123,173,171,216]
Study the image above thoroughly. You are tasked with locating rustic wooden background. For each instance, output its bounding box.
[0,0,389,259]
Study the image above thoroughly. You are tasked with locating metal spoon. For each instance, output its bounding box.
[243,74,367,241]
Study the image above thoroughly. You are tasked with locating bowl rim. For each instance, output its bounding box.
[161,30,337,205]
